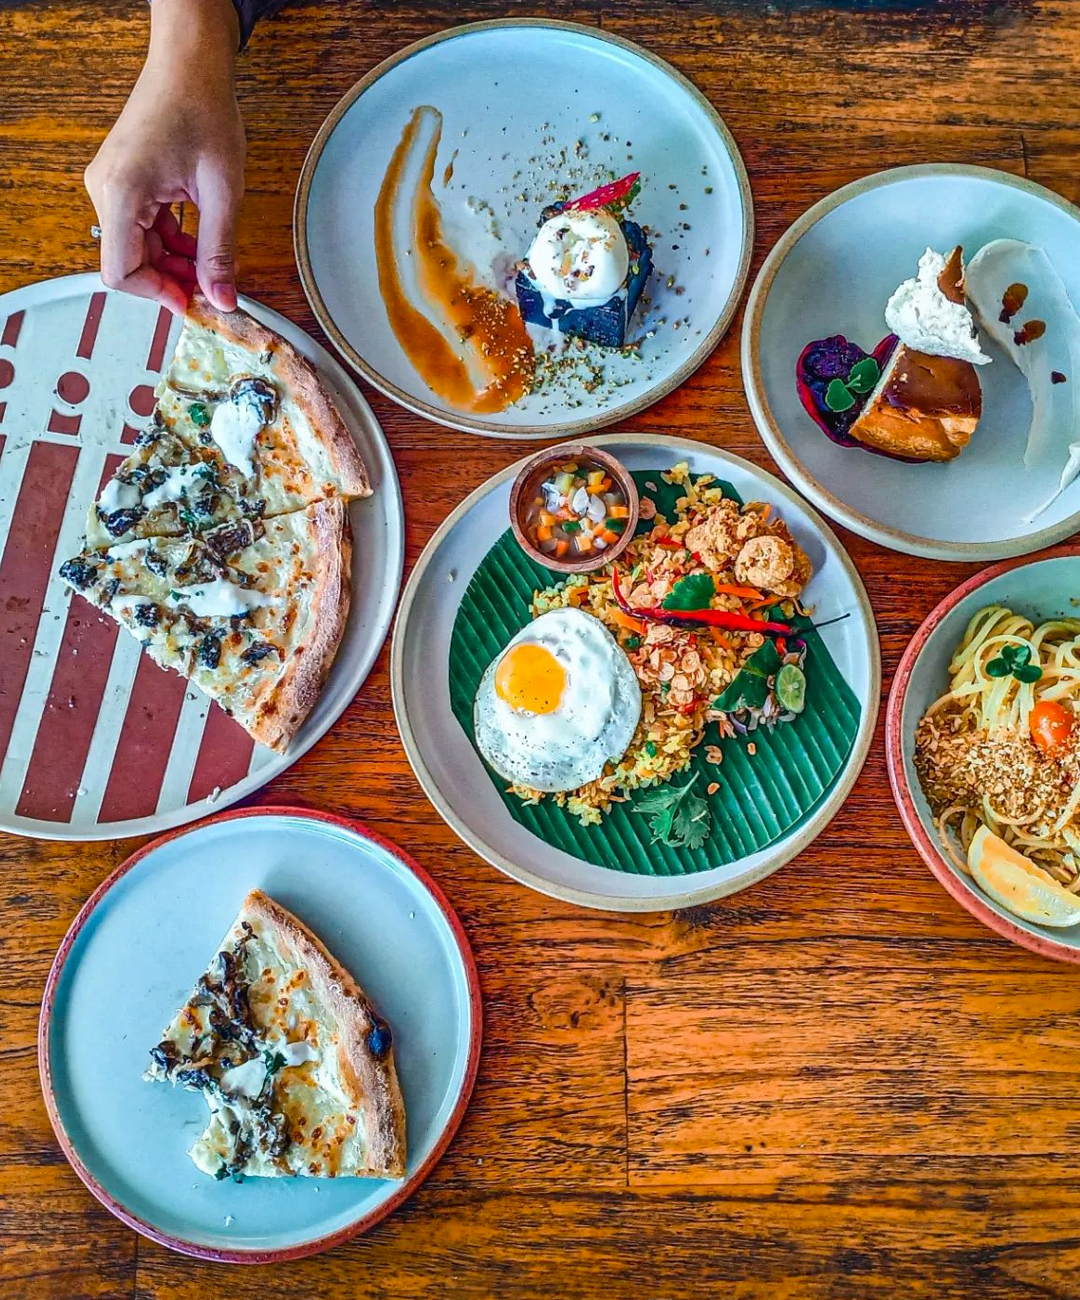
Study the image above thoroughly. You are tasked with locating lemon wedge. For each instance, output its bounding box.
[967,825,1080,927]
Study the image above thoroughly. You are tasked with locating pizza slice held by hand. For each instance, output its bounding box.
[61,499,350,752]
[85,295,370,550]
[145,890,407,1181]
[62,297,367,751]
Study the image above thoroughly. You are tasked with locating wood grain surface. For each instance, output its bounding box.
[3,1,1080,1296]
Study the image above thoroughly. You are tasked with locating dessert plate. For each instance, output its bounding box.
[0,274,403,841]
[887,550,1080,963]
[39,807,481,1262]
[743,164,1080,560]
[391,434,880,912]
[296,19,752,438]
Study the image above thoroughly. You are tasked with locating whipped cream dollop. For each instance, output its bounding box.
[885,247,991,365]
[526,209,629,305]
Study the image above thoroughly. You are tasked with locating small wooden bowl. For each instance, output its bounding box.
[509,444,640,574]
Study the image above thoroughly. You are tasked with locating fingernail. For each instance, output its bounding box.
[212,281,237,310]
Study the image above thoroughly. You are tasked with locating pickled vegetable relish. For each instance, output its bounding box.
[524,460,630,560]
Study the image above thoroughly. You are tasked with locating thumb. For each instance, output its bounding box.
[195,166,241,312]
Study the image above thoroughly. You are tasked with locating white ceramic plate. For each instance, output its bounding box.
[742,164,1080,560]
[39,807,481,1262]
[888,550,1080,964]
[391,433,880,912]
[296,19,752,438]
[0,274,403,841]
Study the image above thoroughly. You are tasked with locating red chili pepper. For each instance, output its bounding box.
[655,537,683,550]
[563,171,641,213]
[611,567,791,636]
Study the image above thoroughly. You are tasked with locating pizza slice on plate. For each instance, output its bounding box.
[61,499,350,752]
[145,890,406,1180]
[85,294,370,549]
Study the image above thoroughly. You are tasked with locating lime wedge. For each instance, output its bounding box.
[776,663,806,714]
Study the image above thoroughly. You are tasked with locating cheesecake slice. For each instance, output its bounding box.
[849,247,983,462]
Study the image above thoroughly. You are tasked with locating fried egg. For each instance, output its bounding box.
[474,607,642,793]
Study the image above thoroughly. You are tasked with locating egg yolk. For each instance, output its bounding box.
[495,643,566,714]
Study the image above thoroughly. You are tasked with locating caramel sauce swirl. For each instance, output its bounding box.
[374,106,534,414]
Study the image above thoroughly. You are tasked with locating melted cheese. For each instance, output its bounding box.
[142,463,213,511]
[98,478,141,513]
[166,581,276,618]
[210,396,265,477]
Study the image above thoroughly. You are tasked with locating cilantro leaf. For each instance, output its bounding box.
[633,773,711,851]
[662,572,715,611]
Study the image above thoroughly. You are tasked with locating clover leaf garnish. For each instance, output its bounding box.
[985,641,1043,684]
[824,357,881,412]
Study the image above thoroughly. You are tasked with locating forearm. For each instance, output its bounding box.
[147,0,239,74]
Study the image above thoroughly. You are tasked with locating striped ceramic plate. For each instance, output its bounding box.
[0,275,402,841]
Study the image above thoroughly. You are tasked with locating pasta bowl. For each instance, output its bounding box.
[887,549,1080,962]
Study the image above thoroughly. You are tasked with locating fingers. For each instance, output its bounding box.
[88,172,193,316]
[153,206,198,261]
[194,163,241,312]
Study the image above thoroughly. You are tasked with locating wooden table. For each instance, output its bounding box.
[3,2,1080,1296]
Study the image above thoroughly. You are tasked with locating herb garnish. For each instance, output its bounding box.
[188,402,211,428]
[263,1049,288,1077]
[985,641,1042,684]
[662,572,715,612]
[713,639,783,713]
[633,772,711,850]
[824,357,880,413]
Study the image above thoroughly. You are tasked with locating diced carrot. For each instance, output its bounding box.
[533,496,544,507]
[608,505,629,519]
[600,529,621,546]
[555,539,570,558]
[539,510,558,526]
[575,533,593,554]
[587,469,606,491]
[536,523,553,542]
[599,476,612,491]
[611,608,646,633]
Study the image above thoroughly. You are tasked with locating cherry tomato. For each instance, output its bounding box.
[1030,700,1075,756]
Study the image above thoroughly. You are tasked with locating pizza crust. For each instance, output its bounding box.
[241,890,407,1178]
[184,295,371,500]
[237,498,352,752]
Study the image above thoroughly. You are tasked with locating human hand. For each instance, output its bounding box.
[85,0,245,315]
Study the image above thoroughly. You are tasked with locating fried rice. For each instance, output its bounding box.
[509,463,812,824]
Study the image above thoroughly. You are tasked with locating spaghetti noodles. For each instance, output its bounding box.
[915,604,1080,889]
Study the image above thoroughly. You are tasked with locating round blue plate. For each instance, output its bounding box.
[39,807,481,1262]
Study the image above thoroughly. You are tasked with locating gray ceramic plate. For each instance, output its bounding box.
[295,19,752,438]
[743,165,1080,560]
[39,807,481,1261]
[391,433,880,911]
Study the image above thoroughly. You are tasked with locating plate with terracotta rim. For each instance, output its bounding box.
[391,432,880,912]
[294,18,753,439]
[742,163,1080,561]
[0,273,403,841]
[887,548,1080,963]
[39,805,482,1263]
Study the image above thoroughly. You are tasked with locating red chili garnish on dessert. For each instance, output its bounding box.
[611,567,792,636]
[563,171,641,214]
